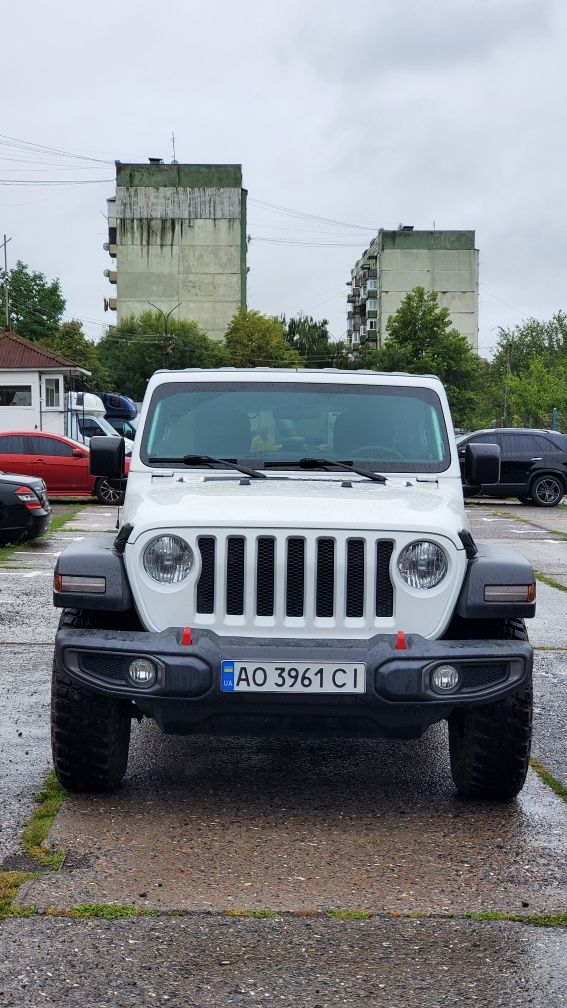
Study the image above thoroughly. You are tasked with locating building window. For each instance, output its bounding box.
[368,320,377,330]
[366,299,377,311]
[0,385,32,407]
[44,378,61,408]
[367,279,378,291]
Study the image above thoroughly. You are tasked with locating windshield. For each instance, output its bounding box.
[140,382,451,473]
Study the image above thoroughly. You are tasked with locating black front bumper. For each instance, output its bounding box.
[55,626,533,740]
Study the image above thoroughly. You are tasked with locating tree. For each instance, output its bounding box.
[374,287,482,427]
[97,312,228,400]
[284,313,353,369]
[3,260,65,342]
[225,308,303,368]
[507,357,567,427]
[493,313,567,375]
[43,320,111,391]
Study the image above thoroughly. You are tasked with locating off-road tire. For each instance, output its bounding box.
[94,477,125,507]
[448,618,532,801]
[529,473,564,507]
[51,611,131,792]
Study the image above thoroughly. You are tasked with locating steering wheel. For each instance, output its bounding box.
[350,444,405,461]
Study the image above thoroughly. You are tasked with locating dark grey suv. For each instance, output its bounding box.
[457,428,567,506]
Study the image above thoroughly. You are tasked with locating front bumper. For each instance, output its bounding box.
[55,627,533,739]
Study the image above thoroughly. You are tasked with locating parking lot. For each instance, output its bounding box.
[0,500,566,1005]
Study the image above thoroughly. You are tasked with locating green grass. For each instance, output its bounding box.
[224,909,278,919]
[326,910,372,920]
[21,772,67,869]
[534,570,567,594]
[530,760,567,803]
[0,872,38,920]
[465,910,567,927]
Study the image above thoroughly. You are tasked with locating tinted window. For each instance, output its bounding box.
[0,434,28,453]
[141,382,451,473]
[30,436,73,457]
[462,433,498,446]
[0,385,32,407]
[500,434,536,455]
[533,435,562,454]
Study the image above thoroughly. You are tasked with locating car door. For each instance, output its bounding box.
[0,433,34,478]
[498,433,536,493]
[29,435,89,493]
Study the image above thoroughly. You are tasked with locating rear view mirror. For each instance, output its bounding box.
[464,442,500,485]
[90,436,125,478]
[72,448,86,458]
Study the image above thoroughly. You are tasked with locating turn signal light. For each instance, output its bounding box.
[484,584,536,603]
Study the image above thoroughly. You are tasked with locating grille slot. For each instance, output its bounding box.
[79,653,126,682]
[226,536,245,615]
[376,541,394,617]
[316,538,335,617]
[256,537,275,616]
[196,536,215,613]
[461,664,509,690]
[346,539,365,617]
[286,537,305,617]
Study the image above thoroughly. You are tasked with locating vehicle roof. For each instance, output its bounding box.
[0,430,86,448]
[149,367,445,388]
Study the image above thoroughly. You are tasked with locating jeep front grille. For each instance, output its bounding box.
[195,531,394,631]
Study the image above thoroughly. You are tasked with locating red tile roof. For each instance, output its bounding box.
[0,329,89,373]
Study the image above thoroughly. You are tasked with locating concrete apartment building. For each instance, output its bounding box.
[347,227,479,351]
[104,161,247,341]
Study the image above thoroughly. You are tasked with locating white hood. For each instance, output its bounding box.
[124,473,467,546]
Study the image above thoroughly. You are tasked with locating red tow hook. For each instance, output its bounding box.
[395,630,407,650]
[180,627,192,646]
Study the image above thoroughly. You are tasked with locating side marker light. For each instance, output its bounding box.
[395,630,407,650]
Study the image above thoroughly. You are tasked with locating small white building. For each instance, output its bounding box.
[0,330,90,435]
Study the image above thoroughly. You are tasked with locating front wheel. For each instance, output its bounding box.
[94,477,125,506]
[51,613,131,791]
[530,474,564,507]
[448,619,532,800]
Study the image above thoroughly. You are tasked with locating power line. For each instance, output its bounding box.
[0,178,113,185]
[249,198,377,231]
[0,133,113,165]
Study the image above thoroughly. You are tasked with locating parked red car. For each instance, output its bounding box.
[0,432,129,505]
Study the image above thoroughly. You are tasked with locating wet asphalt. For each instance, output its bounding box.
[0,499,566,1005]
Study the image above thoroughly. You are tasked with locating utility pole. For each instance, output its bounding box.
[147,302,182,367]
[2,234,12,331]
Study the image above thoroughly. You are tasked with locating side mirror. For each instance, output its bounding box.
[90,435,125,478]
[464,442,500,485]
[72,448,87,458]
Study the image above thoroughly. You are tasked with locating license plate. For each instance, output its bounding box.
[220,661,366,694]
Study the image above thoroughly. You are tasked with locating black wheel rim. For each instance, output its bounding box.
[98,481,122,505]
[534,478,562,505]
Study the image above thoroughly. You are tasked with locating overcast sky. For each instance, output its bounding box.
[2,0,566,356]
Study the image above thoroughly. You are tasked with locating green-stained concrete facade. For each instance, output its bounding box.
[106,163,247,341]
[347,228,478,351]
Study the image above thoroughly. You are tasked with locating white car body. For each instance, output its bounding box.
[122,368,469,641]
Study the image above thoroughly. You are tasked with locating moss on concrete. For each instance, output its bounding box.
[21,772,67,869]
[530,760,567,803]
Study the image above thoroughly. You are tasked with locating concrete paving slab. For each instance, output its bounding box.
[1,913,566,1007]
[22,724,567,915]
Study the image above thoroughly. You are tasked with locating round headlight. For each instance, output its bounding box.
[143,535,194,584]
[397,541,448,589]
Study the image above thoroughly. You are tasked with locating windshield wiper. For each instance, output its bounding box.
[295,457,387,484]
[148,453,267,479]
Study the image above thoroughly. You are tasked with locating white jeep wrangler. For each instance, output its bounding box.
[51,368,535,799]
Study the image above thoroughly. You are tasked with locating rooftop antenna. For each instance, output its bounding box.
[2,234,12,331]
[171,131,178,164]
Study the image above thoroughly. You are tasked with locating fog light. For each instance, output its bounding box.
[128,658,157,687]
[431,664,460,692]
